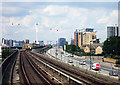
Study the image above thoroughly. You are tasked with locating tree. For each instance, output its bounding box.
[103,36,120,56]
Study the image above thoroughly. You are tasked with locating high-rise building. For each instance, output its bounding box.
[82,31,96,45]
[118,1,120,36]
[107,24,119,38]
[74,28,99,47]
[74,29,83,46]
[58,38,66,47]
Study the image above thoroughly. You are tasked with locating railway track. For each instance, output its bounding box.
[28,51,120,85]
[19,51,61,85]
[26,51,92,85]
[1,50,18,85]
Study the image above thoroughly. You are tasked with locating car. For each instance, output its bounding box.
[79,60,86,65]
[69,54,74,57]
[109,70,118,76]
[68,60,73,63]
[64,54,69,57]
[92,63,100,70]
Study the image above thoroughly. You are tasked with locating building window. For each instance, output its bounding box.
[92,35,94,39]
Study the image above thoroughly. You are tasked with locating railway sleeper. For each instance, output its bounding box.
[26,53,62,85]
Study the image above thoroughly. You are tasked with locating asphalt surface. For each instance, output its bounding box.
[47,47,119,79]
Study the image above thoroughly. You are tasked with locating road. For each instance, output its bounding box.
[47,47,119,79]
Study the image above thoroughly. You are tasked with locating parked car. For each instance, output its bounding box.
[109,70,118,76]
[79,60,86,65]
[92,63,100,70]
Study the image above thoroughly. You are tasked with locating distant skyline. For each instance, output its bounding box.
[1,2,118,44]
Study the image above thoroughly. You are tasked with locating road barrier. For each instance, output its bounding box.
[103,58,117,63]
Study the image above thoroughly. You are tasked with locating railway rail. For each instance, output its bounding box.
[28,51,120,85]
[0,50,18,85]
[26,51,92,84]
[19,51,61,85]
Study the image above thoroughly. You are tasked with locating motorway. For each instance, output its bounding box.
[47,47,119,79]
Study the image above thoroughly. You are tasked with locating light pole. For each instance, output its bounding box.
[35,23,39,45]
[61,52,62,61]
[55,41,58,59]
[90,40,92,70]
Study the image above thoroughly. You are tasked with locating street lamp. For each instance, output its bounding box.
[90,40,92,70]
[61,52,62,61]
[55,41,58,59]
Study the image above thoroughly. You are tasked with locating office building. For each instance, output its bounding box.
[58,38,66,47]
[74,28,99,47]
[107,24,119,38]
[82,31,96,45]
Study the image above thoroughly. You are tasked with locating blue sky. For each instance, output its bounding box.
[1,1,119,44]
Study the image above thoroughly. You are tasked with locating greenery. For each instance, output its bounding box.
[63,44,87,56]
[103,36,120,56]
[103,36,120,64]
[2,49,13,61]
[116,60,120,64]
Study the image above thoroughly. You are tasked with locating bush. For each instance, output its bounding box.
[116,59,120,64]
[112,56,120,59]
[104,54,112,58]
[2,49,13,61]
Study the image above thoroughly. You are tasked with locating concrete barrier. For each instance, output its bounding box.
[103,58,117,63]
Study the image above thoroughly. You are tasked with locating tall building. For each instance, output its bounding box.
[118,1,120,36]
[74,28,99,47]
[82,31,96,45]
[107,24,119,38]
[74,29,83,46]
[58,38,66,47]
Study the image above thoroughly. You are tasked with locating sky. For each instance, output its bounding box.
[0,1,119,44]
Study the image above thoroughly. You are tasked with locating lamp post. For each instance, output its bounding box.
[90,40,92,70]
[61,52,62,61]
[55,41,58,59]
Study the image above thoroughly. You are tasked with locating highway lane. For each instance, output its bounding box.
[47,47,119,79]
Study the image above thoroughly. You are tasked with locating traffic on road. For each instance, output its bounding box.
[47,47,119,79]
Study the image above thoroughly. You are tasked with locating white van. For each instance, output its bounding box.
[92,63,100,70]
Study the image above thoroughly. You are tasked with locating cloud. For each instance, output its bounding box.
[59,19,68,24]
[43,5,68,16]
[1,3,118,43]
[3,0,120,2]
[97,10,118,25]
[2,6,29,17]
